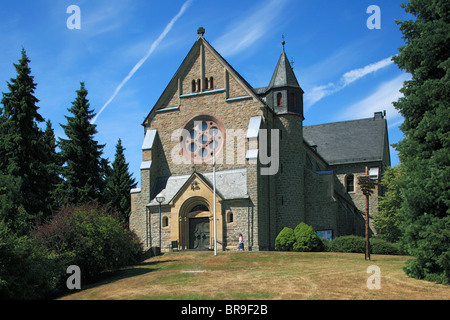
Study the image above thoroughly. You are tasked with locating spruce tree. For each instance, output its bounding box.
[58,82,106,204]
[0,49,53,227]
[392,0,450,284]
[105,139,136,224]
[41,120,63,214]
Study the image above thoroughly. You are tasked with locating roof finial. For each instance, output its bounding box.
[281,34,285,49]
[197,27,205,37]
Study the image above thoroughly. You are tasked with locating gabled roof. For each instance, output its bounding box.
[147,168,248,206]
[303,115,389,166]
[266,46,302,92]
[143,33,269,126]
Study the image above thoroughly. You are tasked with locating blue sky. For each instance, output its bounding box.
[0,0,412,184]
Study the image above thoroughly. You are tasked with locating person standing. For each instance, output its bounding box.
[238,233,244,251]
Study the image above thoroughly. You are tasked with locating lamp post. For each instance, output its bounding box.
[156,193,165,251]
[357,167,377,261]
[208,129,218,256]
[212,134,217,256]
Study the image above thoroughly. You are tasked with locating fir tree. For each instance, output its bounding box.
[392,0,450,284]
[105,139,136,224]
[58,82,106,204]
[0,49,53,227]
[41,120,63,214]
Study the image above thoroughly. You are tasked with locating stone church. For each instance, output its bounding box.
[129,28,391,252]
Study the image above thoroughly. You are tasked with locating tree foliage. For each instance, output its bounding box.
[0,50,142,298]
[391,0,450,284]
[0,49,56,225]
[105,139,137,224]
[58,82,106,204]
[374,166,404,242]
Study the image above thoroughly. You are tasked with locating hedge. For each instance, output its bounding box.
[326,235,402,255]
[275,228,402,255]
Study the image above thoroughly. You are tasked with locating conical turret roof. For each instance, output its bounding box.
[267,45,300,91]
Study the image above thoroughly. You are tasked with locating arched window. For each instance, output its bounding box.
[192,80,196,92]
[227,211,233,223]
[205,77,209,90]
[209,77,214,89]
[346,174,354,193]
[197,79,201,91]
[277,92,282,106]
[162,216,169,228]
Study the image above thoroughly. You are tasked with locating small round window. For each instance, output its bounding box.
[180,115,225,163]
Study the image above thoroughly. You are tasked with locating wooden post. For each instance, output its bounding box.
[358,167,376,261]
[365,192,370,260]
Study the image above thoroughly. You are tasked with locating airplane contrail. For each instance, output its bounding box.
[91,0,193,124]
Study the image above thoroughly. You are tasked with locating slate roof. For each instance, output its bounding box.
[303,116,388,165]
[147,168,248,206]
[266,47,301,91]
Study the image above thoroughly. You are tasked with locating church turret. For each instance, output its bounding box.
[268,40,306,238]
[266,40,304,118]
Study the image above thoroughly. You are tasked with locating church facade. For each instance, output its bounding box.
[129,29,391,252]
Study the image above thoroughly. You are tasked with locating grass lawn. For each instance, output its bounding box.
[59,251,450,300]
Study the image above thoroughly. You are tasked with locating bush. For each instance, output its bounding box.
[327,235,403,255]
[293,223,324,252]
[370,238,402,255]
[0,220,69,299]
[327,235,365,253]
[275,227,295,251]
[33,201,143,285]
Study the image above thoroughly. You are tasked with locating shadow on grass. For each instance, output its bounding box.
[58,254,177,299]
[93,257,177,285]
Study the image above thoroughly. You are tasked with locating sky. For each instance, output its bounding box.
[0,0,413,185]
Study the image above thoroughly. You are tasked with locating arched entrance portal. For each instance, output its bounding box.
[179,198,212,250]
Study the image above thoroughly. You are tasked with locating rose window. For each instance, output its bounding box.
[180,115,225,163]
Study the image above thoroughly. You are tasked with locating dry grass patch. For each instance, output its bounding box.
[59,251,450,300]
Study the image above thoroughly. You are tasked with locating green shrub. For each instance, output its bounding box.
[275,227,295,251]
[0,220,69,299]
[327,235,403,255]
[370,238,402,255]
[293,223,324,252]
[328,235,365,253]
[33,201,143,285]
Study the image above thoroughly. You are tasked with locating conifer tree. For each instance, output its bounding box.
[0,49,53,227]
[105,139,136,224]
[392,0,449,284]
[58,82,106,204]
[41,120,63,214]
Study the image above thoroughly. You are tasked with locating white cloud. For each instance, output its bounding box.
[335,73,411,122]
[213,0,288,57]
[304,56,394,109]
[305,83,335,106]
[341,57,393,86]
